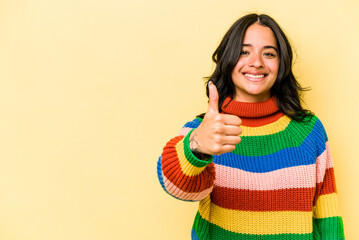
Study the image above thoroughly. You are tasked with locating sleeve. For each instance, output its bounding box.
[312,119,345,239]
[156,117,215,202]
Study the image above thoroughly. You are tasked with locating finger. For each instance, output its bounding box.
[207,81,219,113]
[222,135,242,145]
[215,145,236,155]
[222,125,242,136]
[222,114,242,126]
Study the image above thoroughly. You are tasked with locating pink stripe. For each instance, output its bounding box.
[316,142,334,183]
[163,175,213,201]
[178,127,192,136]
[325,142,334,169]
[214,142,333,190]
[214,164,317,190]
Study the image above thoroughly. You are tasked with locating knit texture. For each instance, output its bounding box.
[157,96,345,239]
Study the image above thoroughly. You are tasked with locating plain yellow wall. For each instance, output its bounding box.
[0,0,358,239]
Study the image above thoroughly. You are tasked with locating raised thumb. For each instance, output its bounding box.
[208,81,219,113]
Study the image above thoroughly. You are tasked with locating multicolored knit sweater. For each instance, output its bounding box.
[157,96,345,239]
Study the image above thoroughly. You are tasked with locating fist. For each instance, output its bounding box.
[189,81,242,156]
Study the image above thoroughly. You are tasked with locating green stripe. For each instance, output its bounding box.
[234,116,318,156]
[314,217,345,239]
[196,117,203,122]
[183,129,213,168]
[192,211,314,240]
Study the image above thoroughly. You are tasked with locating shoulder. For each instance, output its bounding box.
[290,114,329,143]
[177,113,205,136]
[292,114,323,128]
[182,115,204,128]
[304,114,328,139]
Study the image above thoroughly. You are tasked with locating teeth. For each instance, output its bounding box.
[245,74,264,79]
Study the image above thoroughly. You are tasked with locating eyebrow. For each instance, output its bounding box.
[242,43,278,52]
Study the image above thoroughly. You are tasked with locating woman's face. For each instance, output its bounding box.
[231,23,279,102]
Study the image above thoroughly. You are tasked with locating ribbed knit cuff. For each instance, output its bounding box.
[183,129,213,167]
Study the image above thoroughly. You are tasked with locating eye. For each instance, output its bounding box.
[240,51,249,55]
[264,52,276,57]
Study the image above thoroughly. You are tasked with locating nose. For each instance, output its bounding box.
[249,53,264,68]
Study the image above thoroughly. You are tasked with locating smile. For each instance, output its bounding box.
[244,73,266,82]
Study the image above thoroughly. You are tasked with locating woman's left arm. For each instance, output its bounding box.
[312,119,345,239]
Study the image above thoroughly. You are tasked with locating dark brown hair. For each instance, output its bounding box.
[204,13,312,121]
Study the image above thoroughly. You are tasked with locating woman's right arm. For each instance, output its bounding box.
[156,118,215,202]
[156,82,242,201]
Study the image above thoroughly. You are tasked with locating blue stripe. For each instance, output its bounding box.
[191,228,200,240]
[156,157,167,192]
[213,125,327,173]
[183,118,201,128]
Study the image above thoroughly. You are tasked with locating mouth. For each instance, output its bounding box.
[243,73,267,82]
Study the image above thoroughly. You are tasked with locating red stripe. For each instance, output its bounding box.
[211,186,315,211]
[241,111,284,127]
[313,167,337,205]
[161,136,215,193]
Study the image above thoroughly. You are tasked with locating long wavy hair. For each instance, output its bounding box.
[203,13,312,121]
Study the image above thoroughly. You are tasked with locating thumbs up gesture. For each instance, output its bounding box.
[189,81,242,156]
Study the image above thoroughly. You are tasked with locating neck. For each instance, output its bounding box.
[233,93,271,103]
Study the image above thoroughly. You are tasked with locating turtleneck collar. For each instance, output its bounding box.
[220,96,284,127]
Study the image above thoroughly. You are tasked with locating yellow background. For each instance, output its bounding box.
[0,0,357,239]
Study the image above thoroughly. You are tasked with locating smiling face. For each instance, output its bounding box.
[231,23,280,102]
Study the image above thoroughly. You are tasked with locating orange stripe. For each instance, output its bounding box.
[313,168,337,205]
[163,175,213,200]
[161,136,215,193]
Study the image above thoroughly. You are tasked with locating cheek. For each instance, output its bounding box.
[267,61,279,75]
[233,60,246,74]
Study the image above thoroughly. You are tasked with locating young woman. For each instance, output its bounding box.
[157,13,345,240]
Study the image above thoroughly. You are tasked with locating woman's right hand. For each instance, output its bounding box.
[189,82,242,156]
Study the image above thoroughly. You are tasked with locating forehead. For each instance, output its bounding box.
[243,23,277,47]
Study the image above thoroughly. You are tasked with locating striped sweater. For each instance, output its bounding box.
[157,96,345,239]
